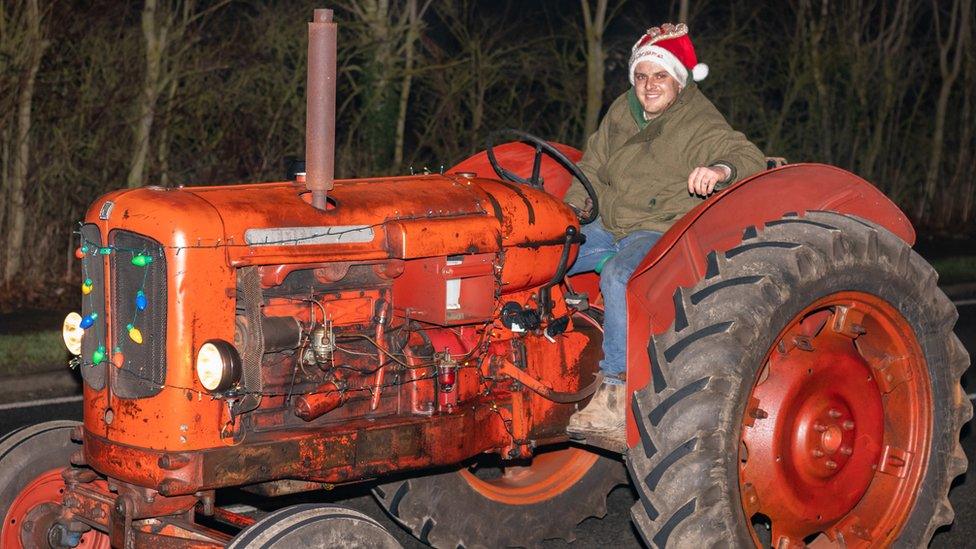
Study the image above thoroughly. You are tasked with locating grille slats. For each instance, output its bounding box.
[110,231,167,399]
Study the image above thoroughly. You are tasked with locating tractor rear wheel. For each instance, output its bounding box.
[374,447,625,548]
[373,309,626,548]
[0,421,110,549]
[227,504,401,548]
[627,211,970,547]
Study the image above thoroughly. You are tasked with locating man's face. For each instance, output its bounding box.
[633,61,681,119]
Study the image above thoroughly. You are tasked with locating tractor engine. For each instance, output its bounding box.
[70,168,596,497]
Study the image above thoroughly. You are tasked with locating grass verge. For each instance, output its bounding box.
[931,256,976,286]
[0,331,69,377]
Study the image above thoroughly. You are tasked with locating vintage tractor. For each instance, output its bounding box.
[1,8,969,549]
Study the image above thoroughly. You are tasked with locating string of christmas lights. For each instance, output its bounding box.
[76,234,155,368]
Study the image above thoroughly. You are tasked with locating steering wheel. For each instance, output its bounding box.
[485,129,599,225]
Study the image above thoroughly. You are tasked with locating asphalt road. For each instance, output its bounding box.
[2,303,974,548]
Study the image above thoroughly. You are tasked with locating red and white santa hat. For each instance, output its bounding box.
[628,23,708,87]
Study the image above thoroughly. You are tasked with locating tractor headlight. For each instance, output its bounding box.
[62,312,83,356]
[195,340,241,392]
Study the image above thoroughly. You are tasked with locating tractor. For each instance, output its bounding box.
[1,8,969,549]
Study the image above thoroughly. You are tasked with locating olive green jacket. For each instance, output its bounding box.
[565,84,765,238]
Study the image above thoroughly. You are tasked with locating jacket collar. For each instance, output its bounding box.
[626,84,700,144]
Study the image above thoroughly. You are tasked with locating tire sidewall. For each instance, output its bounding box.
[0,421,80,512]
[722,257,955,545]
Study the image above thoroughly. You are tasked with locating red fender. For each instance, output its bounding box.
[624,163,915,447]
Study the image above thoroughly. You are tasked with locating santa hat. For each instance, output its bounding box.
[628,23,708,87]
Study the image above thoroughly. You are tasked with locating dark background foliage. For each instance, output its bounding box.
[1,0,973,309]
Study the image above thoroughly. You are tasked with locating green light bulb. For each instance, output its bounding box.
[92,345,106,365]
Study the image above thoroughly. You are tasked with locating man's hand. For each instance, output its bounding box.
[687,165,731,197]
[571,197,594,217]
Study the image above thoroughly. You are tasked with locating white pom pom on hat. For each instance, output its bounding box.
[692,63,709,82]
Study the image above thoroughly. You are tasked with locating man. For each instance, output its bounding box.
[565,23,765,446]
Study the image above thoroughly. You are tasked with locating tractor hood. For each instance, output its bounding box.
[84,173,578,266]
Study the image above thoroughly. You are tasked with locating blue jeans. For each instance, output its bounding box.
[567,218,662,384]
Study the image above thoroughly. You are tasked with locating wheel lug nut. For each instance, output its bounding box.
[813,422,827,432]
[812,448,824,457]
[828,409,841,418]
[840,446,853,456]
[842,420,855,431]
[825,460,838,469]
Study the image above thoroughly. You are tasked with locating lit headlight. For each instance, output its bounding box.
[195,340,241,392]
[62,312,83,356]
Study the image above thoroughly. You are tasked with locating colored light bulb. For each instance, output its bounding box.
[135,290,147,311]
[81,245,89,254]
[92,345,106,365]
[75,247,85,259]
[112,351,125,368]
[80,312,98,329]
[99,247,112,255]
[126,323,143,344]
[131,254,153,267]
[81,278,93,295]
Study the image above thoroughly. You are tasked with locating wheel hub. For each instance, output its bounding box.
[738,294,932,547]
[2,469,110,549]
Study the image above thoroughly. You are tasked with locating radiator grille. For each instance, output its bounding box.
[111,230,167,399]
[79,224,106,390]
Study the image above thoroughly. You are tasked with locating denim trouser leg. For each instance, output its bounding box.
[567,218,662,384]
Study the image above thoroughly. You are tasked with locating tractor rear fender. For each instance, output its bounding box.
[624,163,915,447]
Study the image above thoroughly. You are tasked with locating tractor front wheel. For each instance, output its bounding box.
[228,504,401,548]
[0,421,111,549]
[627,212,970,547]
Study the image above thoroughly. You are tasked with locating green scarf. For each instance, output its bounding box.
[627,88,649,131]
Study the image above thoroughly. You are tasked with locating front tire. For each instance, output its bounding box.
[228,504,401,548]
[627,211,970,547]
[0,421,110,549]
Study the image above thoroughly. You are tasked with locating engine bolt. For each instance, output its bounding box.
[828,408,841,418]
[23,520,33,532]
[842,420,855,431]
[840,446,853,456]
[825,460,838,470]
[813,422,827,432]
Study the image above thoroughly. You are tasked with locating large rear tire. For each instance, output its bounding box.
[374,448,625,548]
[373,309,626,548]
[0,421,110,549]
[627,211,970,547]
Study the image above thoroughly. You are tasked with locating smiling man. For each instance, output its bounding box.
[565,23,765,447]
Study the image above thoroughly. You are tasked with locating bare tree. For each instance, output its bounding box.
[394,0,432,169]
[127,0,228,188]
[581,0,608,138]
[2,0,49,284]
[918,0,972,220]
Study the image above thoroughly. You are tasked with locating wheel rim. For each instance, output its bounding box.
[459,447,599,505]
[2,469,111,549]
[739,291,932,547]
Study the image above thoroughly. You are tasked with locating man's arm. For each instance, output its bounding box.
[686,119,766,196]
[564,112,614,212]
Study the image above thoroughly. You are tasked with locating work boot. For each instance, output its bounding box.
[566,381,626,452]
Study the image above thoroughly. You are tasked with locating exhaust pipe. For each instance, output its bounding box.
[306,8,337,210]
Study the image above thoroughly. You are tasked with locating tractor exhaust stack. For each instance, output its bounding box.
[305,8,337,210]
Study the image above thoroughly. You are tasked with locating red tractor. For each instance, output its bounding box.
[1,9,968,549]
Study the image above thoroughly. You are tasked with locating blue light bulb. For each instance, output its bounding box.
[80,312,98,329]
